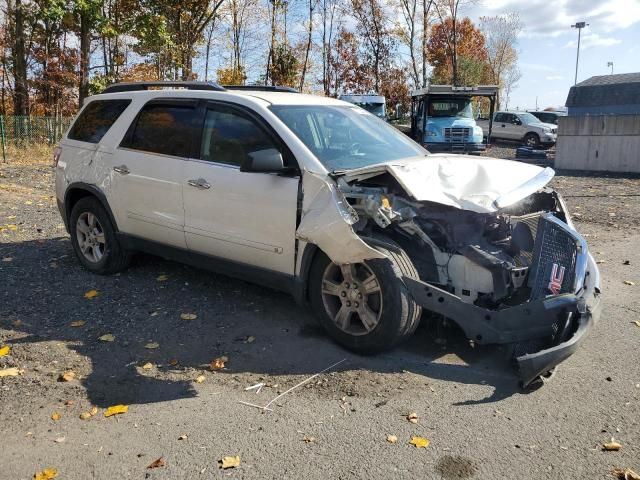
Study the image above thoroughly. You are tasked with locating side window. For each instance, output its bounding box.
[123,103,196,157]
[200,106,280,167]
[68,99,131,143]
[494,113,505,123]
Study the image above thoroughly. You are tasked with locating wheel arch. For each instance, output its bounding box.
[64,183,119,233]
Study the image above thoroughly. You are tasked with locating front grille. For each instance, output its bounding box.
[443,127,470,142]
[527,216,578,300]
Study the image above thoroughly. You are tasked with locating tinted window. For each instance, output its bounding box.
[124,103,196,157]
[200,106,279,166]
[494,113,506,122]
[68,99,131,143]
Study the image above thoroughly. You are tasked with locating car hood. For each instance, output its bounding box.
[338,154,555,213]
[531,121,556,130]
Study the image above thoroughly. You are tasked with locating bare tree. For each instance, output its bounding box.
[422,0,434,87]
[321,0,339,95]
[479,12,521,108]
[298,0,314,90]
[502,64,521,110]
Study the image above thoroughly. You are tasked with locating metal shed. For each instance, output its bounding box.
[565,73,640,116]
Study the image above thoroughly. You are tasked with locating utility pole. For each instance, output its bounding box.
[607,61,614,75]
[571,21,589,85]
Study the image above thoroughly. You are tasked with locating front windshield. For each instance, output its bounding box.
[427,98,473,118]
[518,112,542,124]
[270,105,426,172]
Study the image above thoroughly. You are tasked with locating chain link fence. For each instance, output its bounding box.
[1,115,73,162]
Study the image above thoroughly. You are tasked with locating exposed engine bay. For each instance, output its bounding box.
[337,172,576,311]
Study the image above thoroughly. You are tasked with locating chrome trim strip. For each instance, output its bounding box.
[493,167,555,209]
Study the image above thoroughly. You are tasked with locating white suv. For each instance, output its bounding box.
[489,111,557,148]
[55,81,600,387]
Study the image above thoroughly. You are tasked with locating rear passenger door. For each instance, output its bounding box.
[111,99,198,248]
[182,102,299,275]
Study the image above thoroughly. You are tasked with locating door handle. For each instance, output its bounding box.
[113,165,130,175]
[187,178,211,189]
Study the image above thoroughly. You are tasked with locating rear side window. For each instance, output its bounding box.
[68,99,131,143]
[122,103,196,158]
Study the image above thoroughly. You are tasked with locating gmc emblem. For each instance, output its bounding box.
[548,263,566,295]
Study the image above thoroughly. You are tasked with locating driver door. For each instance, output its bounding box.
[183,102,299,275]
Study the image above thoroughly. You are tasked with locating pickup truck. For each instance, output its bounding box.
[478,111,557,148]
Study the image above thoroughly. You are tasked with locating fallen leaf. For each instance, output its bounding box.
[33,468,58,480]
[70,320,85,327]
[98,334,115,342]
[168,359,178,366]
[104,404,128,417]
[142,362,154,370]
[144,342,159,349]
[178,434,188,440]
[0,345,10,357]
[1,256,12,262]
[156,275,169,282]
[386,434,398,444]
[12,319,22,327]
[195,375,206,384]
[180,313,197,321]
[83,289,99,299]
[54,437,65,443]
[407,412,419,424]
[245,336,255,344]
[51,412,61,421]
[58,371,75,382]
[147,457,166,469]
[612,468,640,480]
[210,356,228,370]
[90,406,98,416]
[0,367,21,377]
[303,436,315,443]
[7,224,17,231]
[632,321,640,328]
[603,441,622,451]
[79,406,98,420]
[623,281,635,286]
[64,400,74,406]
[219,456,240,469]
[409,436,430,448]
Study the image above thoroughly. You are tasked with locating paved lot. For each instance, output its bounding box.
[1,158,639,479]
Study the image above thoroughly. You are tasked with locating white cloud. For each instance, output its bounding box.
[545,75,565,80]
[565,32,622,49]
[471,0,640,37]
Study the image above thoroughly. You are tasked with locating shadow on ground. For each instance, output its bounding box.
[0,237,523,408]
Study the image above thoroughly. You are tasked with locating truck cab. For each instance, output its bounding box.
[338,94,387,120]
[410,85,497,153]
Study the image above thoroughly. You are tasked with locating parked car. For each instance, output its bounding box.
[55,81,600,387]
[338,94,387,120]
[478,111,557,148]
[528,110,567,126]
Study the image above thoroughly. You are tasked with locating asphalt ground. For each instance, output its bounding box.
[1,156,639,479]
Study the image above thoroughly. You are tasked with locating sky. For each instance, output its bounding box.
[467,0,640,110]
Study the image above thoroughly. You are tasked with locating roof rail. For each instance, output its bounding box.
[102,81,226,94]
[223,85,299,93]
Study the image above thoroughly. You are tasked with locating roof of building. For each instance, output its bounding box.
[565,72,640,108]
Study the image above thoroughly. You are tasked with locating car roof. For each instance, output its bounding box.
[87,88,350,108]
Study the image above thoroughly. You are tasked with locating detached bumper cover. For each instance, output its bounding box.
[403,254,601,387]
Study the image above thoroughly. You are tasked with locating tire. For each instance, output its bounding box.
[69,196,131,274]
[308,241,422,354]
[523,132,540,148]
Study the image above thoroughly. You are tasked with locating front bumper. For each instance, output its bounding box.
[403,253,601,387]
[424,142,486,153]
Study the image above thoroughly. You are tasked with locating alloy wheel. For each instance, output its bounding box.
[76,212,106,263]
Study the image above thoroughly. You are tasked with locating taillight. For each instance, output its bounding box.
[52,146,62,167]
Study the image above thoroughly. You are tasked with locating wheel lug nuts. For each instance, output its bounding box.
[344,283,350,288]
[346,301,351,307]
[341,291,346,297]
[358,293,362,299]
[354,302,359,308]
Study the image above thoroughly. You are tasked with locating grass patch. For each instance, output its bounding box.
[1,144,53,165]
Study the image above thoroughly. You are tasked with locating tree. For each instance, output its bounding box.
[216,65,247,84]
[298,0,314,90]
[427,16,488,85]
[479,12,521,108]
[270,43,298,87]
[328,28,370,95]
[432,0,476,85]
[502,64,520,110]
[10,0,29,115]
[320,0,339,95]
[73,0,104,105]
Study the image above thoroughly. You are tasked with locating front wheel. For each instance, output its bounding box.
[523,132,540,148]
[308,243,422,354]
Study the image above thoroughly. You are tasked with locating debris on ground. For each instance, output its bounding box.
[603,440,623,451]
[0,367,21,377]
[407,412,419,424]
[147,457,166,469]
[69,320,85,327]
[83,289,99,299]
[180,313,197,320]
[612,468,640,480]
[219,456,241,469]
[0,345,10,357]
[104,405,128,417]
[409,436,430,448]
[33,468,58,480]
[210,356,228,370]
[386,435,398,444]
[98,334,115,342]
[58,371,75,382]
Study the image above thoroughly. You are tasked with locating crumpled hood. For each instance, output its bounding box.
[340,154,555,213]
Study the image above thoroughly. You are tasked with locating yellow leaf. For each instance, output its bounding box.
[210,356,228,370]
[1,256,12,262]
[142,362,154,370]
[633,321,640,328]
[104,404,128,417]
[195,375,206,384]
[386,434,398,444]
[0,367,21,377]
[144,342,159,349]
[70,320,85,327]
[6,215,16,219]
[407,412,418,424]
[409,436,430,448]
[80,406,98,420]
[623,281,635,286]
[84,289,99,299]
[7,224,17,231]
[99,334,115,342]
[51,412,61,421]
[90,406,98,416]
[0,345,10,357]
[33,468,58,480]
[180,313,197,321]
[58,371,75,382]
[603,441,622,451]
[156,274,169,282]
[219,455,240,469]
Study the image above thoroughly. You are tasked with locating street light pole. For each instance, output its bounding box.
[607,61,614,74]
[571,21,589,85]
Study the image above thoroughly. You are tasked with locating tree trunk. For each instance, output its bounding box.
[79,12,91,106]
[12,0,28,116]
[299,0,314,91]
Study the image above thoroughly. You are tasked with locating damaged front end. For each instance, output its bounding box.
[326,158,601,387]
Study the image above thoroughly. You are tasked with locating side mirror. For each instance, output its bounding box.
[241,148,286,173]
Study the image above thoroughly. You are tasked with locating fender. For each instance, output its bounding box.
[64,182,119,232]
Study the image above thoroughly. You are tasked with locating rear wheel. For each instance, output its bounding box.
[69,197,130,274]
[309,242,421,354]
[523,132,540,148]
